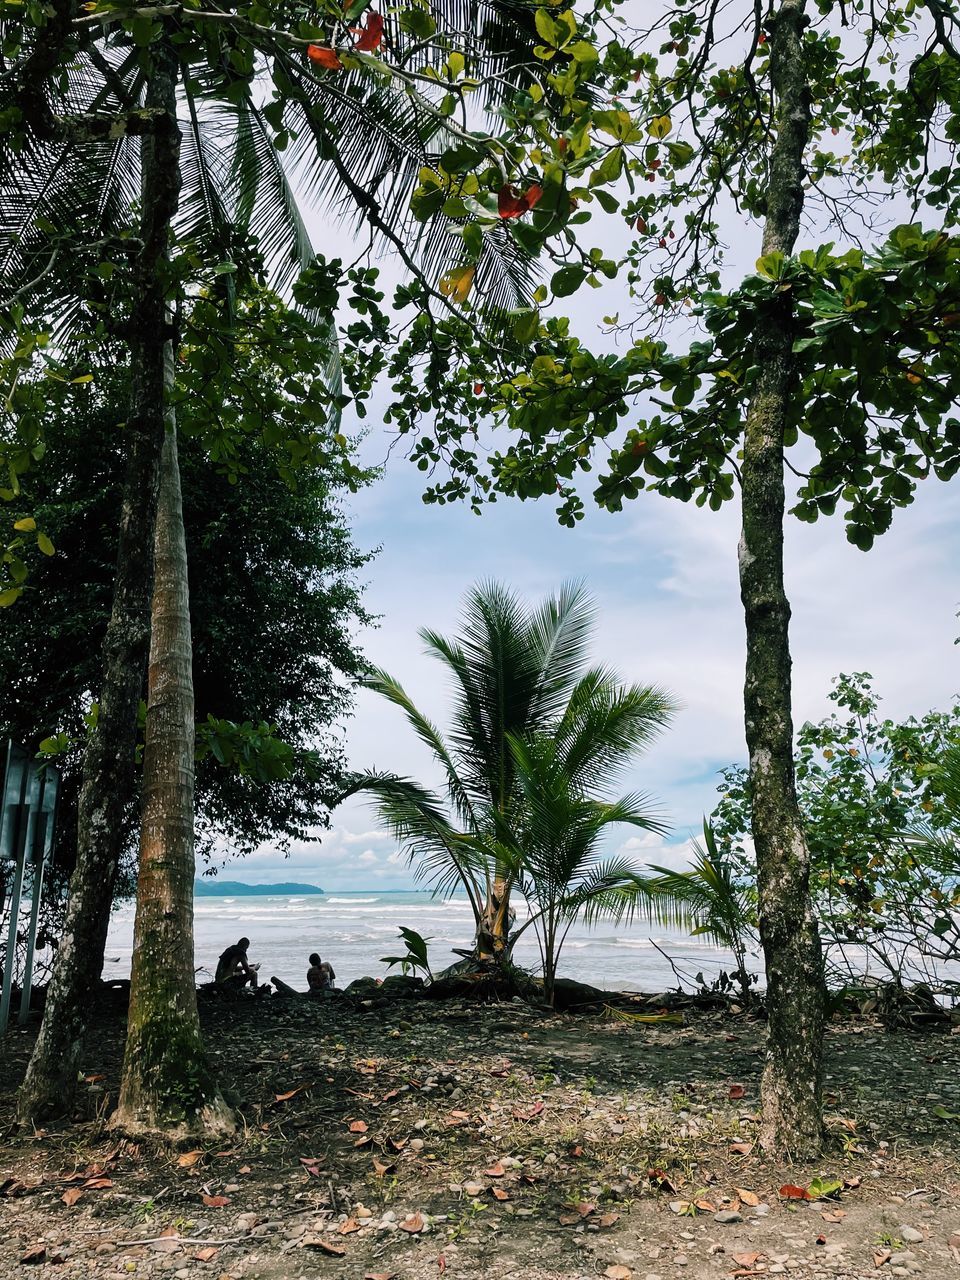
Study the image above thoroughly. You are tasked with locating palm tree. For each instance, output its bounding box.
[489,726,670,1006]
[350,580,677,972]
[6,4,548,1128]
[627,820,759,1002]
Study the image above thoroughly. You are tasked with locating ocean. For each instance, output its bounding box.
[103,889,753,994]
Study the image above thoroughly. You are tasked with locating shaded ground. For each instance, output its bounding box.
[0,995,958,1280]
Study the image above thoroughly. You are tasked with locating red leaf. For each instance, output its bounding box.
[306,45,342,70]
[83,1177,113,1190]
[779,1184,812,1201]
[349,1119,369,1133]
[201,1194,230,1208]
[728,1084,745,1100]
[61,1188,84,1207]
[399,1211,425,1234]
[340,1217,361,1234]
[497,184,544,220]
[491,1186,509,1201]
[484,1162,505,1177]
[353,12,384,51]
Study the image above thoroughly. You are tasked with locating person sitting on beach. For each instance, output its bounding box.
[306,952,335,993]
[215,936,259,989]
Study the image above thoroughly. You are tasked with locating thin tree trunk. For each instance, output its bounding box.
[112,373,233,1139]
[738,0,825,1156]
[17,47,179,1124]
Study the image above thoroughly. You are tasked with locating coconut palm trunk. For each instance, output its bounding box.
[17,45,178,1124]
[739,0,825,1156]
[112,353,232,1138]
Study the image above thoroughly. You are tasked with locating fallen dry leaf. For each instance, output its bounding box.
[598,1211,620,1228]
[822,1209,846,1223]
[340,1218,361,1235]
[177,1150,203,1169]
[83,1177,113,1190]
[84,1073,105,1084]
[349,1119,369,1134]
[604,1267,632,1280]
[400,1211,425,1234]
[491,1187,510,1201]
[194,1247,218,1262]
[305,1238,346,1256]
[513,1100,545,1121]
[364,1272,396,1280]
[20,1246,45,1265]
[372,1158,395,1177]
[386,1137,407,1152]
[61,1188,84,1207]
[874,1248,891,1268]
[201,1194,230,1208]
[779,1184,811,1200]
[694,1198,717,1212]
[729,1141,753,1155]
[354,1135,373,1149]
[844,1175,863,1189]
[736,1187,760,1206]
[484,1162,505,1177]
[728,1084,746,1100]
[732,1253,761,1267]
[275,1084,310,1103]
[648,1167,678,1193]
[238,1165,251,1175]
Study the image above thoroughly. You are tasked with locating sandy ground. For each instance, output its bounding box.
[0,993,958,1280]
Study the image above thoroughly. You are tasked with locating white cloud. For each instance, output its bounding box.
[357,850,379,865]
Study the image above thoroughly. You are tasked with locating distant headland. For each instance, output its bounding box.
[194,881,325,896]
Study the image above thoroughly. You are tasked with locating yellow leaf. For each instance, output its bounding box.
[71,373,94,384]
[438,265,475,303]
[37,532,55,556]
[0,588,22,607]
[647,114,672,139]
[13,518,35,532]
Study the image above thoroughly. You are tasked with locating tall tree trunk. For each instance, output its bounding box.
[17,46,180,1124]
[112,372,233,1139]
[738,0,825,1156]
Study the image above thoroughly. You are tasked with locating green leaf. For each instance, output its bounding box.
[36,531,54,556]
[551,264,587,297]
[13,517,35,532]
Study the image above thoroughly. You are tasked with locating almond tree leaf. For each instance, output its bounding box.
[484,1162,505,1177]
[61,1188,84,1207]
[194,1248,218,1262]
[778,1184,811,1200]
[201,1194,230,1207]
[177,1151,203,1168]
[349,1120,369,1133]
[736,1188,760,1206]
[340,1217,362,1234]
[399,1211,425,1234]
[491,1187,509,1201]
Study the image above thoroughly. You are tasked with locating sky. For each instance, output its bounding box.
[230,385,960,891]
[220,13,960,892]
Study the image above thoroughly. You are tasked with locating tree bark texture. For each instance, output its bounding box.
[738,0,825,1156]
[112,355,232,1139]
[17,45,181,1124]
